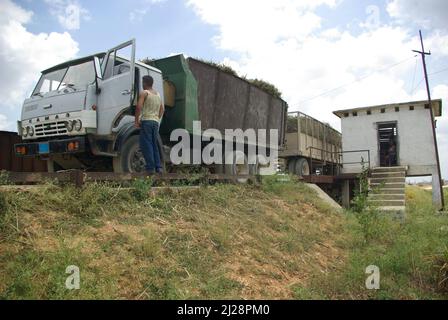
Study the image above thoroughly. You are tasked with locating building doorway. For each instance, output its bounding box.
[378,122,398,167]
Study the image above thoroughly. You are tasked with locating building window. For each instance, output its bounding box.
[381,108,386,113]
[395,107,400,112]
[367,110,372,115]
[409,106,415,111]
[344,113,349,118]
[424,104,430,109]
[352,112,358,117]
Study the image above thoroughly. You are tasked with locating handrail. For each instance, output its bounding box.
[307,147,370,176]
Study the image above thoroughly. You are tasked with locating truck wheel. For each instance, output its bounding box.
[248,153,259,176]
[113,135,146,173]
[225,151,249,183]
[295,158,310,177]
[288,159,297,174]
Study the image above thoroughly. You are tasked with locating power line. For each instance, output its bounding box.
[429,66,448,76]
[410,66,448,95]
[409,57,419,95]
[298,55,417,105]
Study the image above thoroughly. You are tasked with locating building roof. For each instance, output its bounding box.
[333,99,442,118]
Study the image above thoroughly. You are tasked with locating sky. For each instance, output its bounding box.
[0,0,448,179]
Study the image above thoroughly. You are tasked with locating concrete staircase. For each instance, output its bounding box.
[368,167,407,212]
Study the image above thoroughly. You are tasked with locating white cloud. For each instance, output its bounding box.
[45,0,90,30]
[187,0,448,178]
[0,0,79,130]
[0,113,11,130]
[387,0,448,30]
[129,0,167,23]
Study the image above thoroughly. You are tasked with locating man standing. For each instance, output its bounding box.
[135,75,165,174]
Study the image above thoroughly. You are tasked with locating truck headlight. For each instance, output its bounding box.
[66,120,74,132]
[74,120,82,131]
[22,127,28,138]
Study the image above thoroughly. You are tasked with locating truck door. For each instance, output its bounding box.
[96,39,136,136]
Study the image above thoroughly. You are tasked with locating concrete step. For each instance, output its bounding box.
[370,177,406,184]
[370,182,406,189]
[372,167,407,173]
[370,188,405,195]
[378,206,406,212]
[371,172,406,178]
[369,194,405,201]
[368,200,406,207]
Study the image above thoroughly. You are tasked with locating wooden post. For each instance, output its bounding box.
[413,30,445,210]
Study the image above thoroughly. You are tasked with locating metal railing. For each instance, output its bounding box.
[308,147,370,176]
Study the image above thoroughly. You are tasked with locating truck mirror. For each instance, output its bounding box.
[94,57,103,80]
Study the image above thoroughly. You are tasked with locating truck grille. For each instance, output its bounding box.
[35,121,68,137]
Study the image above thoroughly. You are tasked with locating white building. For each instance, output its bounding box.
[333,99,443,210]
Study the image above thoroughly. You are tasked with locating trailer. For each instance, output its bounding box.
[280,111,342,177]
[143,55,288,175]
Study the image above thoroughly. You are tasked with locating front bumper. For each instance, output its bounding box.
[14,137,86,158]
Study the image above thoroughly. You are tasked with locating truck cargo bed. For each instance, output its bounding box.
[150,55,287,147]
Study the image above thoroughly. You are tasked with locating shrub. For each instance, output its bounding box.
[132,177,154,201]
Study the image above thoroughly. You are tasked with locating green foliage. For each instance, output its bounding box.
[131,177,153,201]
[0,192,9,230]
[0,192,7,214]
[195,58,238,77]
[0,178,447,300]
[196,58,282,98]
[0,171,9,185]
[246,78,282,98]
[309,186,448,299]
[1,241,117,299]
[351,166,370,214]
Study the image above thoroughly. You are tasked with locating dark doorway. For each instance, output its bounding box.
[378,122,398,167]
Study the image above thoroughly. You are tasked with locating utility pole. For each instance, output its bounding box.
[413,30,445,211]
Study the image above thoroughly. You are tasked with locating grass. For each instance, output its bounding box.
[0,178,447,299]
[0,177,344,299]
[301,186,448,300]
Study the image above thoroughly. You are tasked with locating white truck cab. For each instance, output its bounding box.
[15,39,165,173]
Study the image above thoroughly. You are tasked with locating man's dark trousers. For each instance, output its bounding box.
[140,120,162,173]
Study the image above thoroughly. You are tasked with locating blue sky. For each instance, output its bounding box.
[14,0,223,60]
[1,0,448,178]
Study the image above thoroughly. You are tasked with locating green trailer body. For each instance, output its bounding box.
[150,55,288,147]
[149,55,199,136]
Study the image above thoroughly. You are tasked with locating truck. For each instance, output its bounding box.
[280,111,342,176]
[14,39,288,176]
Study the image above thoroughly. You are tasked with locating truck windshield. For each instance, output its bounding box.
[32,68,67,96]
[32,60,96,96]
[60,60,95,89]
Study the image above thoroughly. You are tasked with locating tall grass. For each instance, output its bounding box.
[0,178,447,299]
[309,186,448,299]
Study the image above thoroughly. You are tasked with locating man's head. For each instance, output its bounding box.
[142,75,154,89]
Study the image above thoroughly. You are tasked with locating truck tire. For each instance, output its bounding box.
[224,151,250,184]
[113,135,146,173]
[288,159,297,174]
[294,158,310,177]
[248,153,259,176]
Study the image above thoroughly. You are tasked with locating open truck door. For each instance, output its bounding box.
[96,39,136,136]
